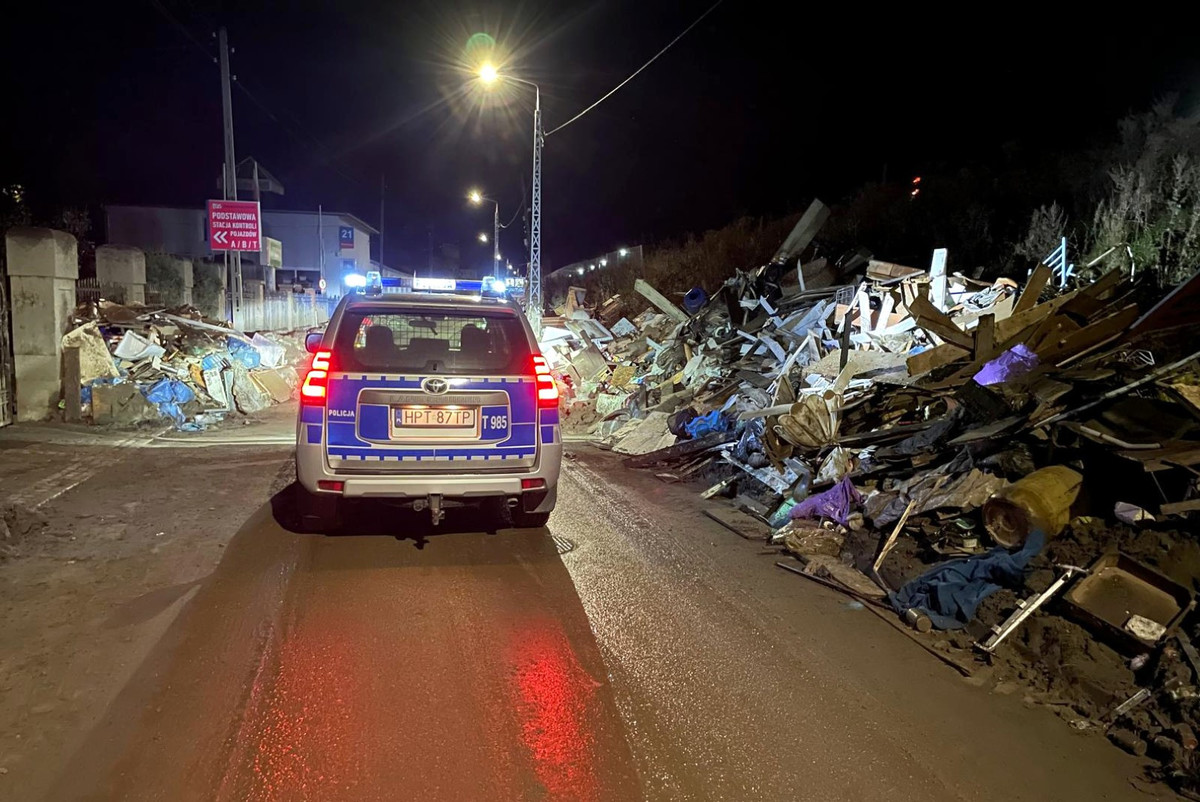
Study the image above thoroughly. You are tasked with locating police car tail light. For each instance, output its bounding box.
[301,350,333,405]
[531,354,558,407]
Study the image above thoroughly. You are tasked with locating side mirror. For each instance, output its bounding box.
[304,331,324,354]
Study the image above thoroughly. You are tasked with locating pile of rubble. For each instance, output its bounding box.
[546,201,1200,792]
[61,300,308,431]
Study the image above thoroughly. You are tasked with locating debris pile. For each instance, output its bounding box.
[62,300,309,430]
[546,199,1200,791]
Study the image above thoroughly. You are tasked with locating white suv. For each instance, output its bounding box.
[295,289,561,530]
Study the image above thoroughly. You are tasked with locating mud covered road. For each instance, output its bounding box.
[0,414,1159,801]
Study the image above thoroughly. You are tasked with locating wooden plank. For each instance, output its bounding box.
[1039,304,1139,365]
[1161,499,1200,516]
[772,199,830,264]
[1013,264,1051,314]
[634,279,689,323]
[974,313,995,361]
[907,285,1086,376]
[1118,443,1200,472]
[63,346,82,423]
[872,499,918,575]
[907,295,974,349]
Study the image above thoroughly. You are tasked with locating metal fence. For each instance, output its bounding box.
[237,292,336,333]
[76,277,127,306]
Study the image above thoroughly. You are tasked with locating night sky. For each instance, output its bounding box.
[2,3,1197,273]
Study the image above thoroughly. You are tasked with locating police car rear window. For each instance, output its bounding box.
[332,308,530,374]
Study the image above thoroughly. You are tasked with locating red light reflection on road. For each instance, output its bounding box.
[219,619,366,801]
[509,622,602,802]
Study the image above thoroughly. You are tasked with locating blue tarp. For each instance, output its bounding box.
[226,338,261,369]
[684,409,728,439]
[144,378,196,426]
[889,530,1045,630]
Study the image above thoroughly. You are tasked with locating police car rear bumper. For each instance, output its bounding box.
[296,442,562,513]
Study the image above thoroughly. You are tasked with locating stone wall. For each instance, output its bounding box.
[4,228,79,421]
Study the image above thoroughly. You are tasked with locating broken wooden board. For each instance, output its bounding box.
[907,295,974,349]
[1013,264,1052,315]
[772,198,830,265]
[907,285,1088,376]
[867,259,924,283]
[634,279,689,323]
[704,506,772,540]
[1117,442,1200,473]
[1161,499,1200,516]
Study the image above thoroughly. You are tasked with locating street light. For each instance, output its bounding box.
[477,232,489,244]
[468,189,500,279]
[619,248,629,258]
[600,258,607,267]
[476,64,542,335]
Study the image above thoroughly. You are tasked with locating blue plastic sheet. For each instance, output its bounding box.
[226,338,262,369]
[889,530,1045,630]
[684,409,728,439]
[145,378,196,426]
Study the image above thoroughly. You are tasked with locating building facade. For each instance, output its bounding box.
[105,205,403,295]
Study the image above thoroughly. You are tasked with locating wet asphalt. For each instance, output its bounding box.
[52,447,1154,802]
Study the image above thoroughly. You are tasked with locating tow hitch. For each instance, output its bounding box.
[412,494,446,526]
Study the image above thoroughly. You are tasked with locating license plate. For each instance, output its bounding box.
[395,406,477,428]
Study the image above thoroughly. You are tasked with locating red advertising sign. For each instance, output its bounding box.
[207,199,262,252]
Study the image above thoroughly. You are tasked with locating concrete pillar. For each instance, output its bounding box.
[5,227,79,422]
[96,244,146,305]
[178,257,194,306]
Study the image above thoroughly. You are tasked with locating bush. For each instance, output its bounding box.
[145,252,186,306]
[192,261,225,319]
[1085,99,1200,285]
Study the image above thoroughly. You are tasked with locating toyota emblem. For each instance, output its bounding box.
[421,377,449,395]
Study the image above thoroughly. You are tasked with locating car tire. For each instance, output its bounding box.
[299,489,340,534]
[510,510,551,529]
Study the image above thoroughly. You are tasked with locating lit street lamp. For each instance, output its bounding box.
[477,62,543,334]
[468,189,500,279]
[477,232,489,244]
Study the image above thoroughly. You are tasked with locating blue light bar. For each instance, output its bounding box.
[408,277,508,295]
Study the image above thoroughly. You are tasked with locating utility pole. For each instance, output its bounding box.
[318,205,325,290]
[218,27,241,325]
[379,173,385,271]
[491,202,500,281]
[528,87,543,334]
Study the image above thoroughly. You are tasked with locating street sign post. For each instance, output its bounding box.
[207,199,262,252]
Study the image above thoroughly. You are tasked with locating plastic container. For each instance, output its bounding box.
[983,465,1082,547]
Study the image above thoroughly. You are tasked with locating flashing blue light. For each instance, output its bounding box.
[343,273,367,288]
[489,279,507,295]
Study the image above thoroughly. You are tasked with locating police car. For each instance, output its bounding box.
[295,278,561,530]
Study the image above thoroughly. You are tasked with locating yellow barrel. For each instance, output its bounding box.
[984,466,1083,547]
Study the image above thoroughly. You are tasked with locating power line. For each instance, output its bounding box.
[544,0,724,137]
[146,0,366,188]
